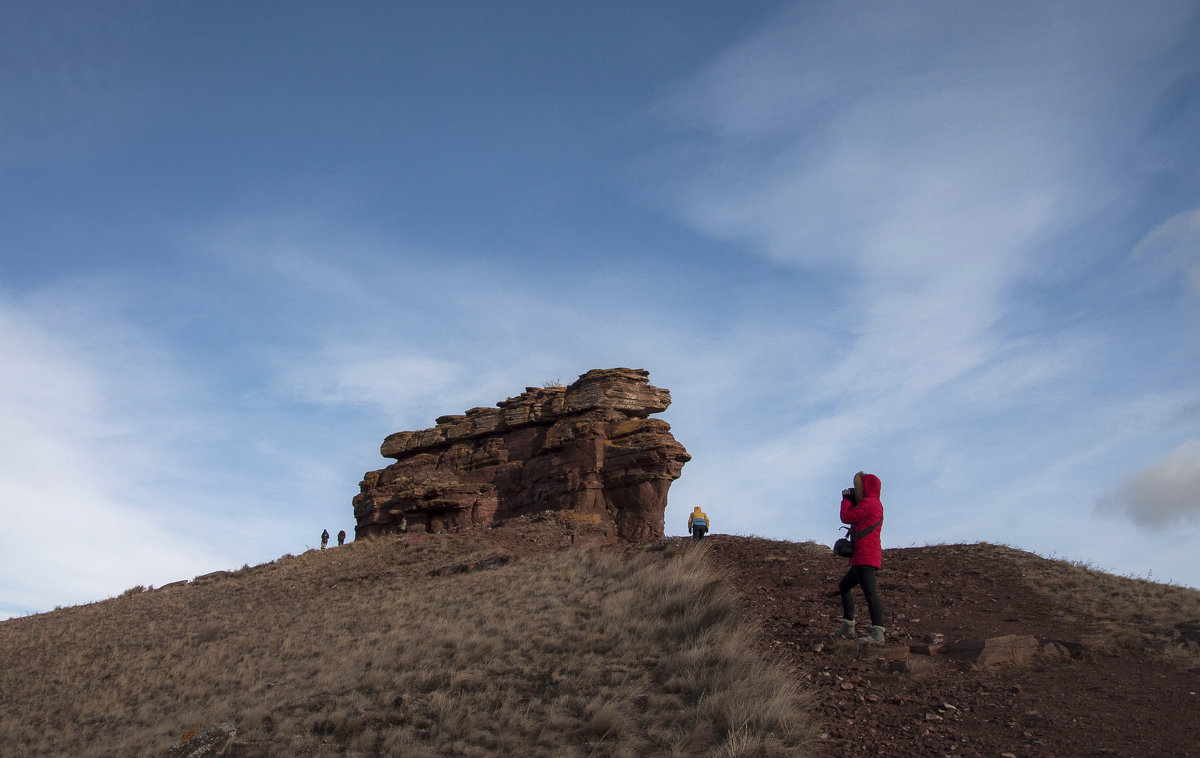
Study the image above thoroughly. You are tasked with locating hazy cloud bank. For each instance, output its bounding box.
[0,291,232,616]
[1098,439,1200,527]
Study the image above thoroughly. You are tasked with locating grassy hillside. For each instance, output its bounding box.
[0,536,814,757]
[1004,543,1200,662]
[7,532,1197,758]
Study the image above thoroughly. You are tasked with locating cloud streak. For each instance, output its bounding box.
[1133,207,1200,297]
[639,2,1200,569]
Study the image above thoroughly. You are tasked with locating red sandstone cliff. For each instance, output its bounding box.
[353,368,691,542]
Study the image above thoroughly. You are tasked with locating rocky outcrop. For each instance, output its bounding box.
[353,368,690,542]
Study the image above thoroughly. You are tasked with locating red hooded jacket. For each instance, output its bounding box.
[840,473,883,568]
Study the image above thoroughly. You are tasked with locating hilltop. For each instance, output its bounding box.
[1,525,1198,757]
[0,525,808,758]
[707,535,1200,757]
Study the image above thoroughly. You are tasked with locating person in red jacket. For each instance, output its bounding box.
[835,472,886,645]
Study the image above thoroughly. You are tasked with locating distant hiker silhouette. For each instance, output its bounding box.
[834,472,886,645]
[337,529,346,546]
[320,529,329,549]
[399,517,407,534]
[688,507,709,542]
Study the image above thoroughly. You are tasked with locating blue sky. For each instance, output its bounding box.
[3,1,1199,618]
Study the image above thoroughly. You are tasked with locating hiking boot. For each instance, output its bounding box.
[834,619,856,638]
[856,625,885,646]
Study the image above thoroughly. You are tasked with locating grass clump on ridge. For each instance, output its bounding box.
[989,543,1200,664]
[0,537,813,757]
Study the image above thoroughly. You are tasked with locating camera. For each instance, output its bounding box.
[842,487,857,503]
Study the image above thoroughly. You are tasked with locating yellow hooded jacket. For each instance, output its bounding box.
[688,507,709,531]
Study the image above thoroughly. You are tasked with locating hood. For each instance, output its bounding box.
[693,507,704,512]
[854,473,881,500]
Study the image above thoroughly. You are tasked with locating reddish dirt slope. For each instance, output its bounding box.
[699,535,1200,758]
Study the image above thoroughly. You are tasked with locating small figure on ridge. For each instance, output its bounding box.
[688,506,710,542]
[320,529,329,550]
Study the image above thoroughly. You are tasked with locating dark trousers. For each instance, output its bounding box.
[839,565,884,627]
[691,524,707,541]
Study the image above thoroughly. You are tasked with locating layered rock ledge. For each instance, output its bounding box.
[353,368,691,542]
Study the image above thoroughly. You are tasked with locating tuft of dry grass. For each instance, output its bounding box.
[893,655,938,680]
[0,537,814,757]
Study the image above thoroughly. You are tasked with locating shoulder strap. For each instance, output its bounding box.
[854,519,883,540]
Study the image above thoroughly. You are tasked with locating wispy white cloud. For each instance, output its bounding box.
[195,214,788,427]
[0,291,234,617]
[648,0,1193,369]
[276,347,467,422]
[641,2,1200,580]
[1133,206,1200,297]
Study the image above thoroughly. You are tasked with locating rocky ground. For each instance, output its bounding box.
[700,534,1200,758]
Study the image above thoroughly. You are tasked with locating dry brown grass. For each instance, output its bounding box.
[0,537,813,757]
[985,543,1200,664]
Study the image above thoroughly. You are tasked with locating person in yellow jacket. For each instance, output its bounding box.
[687,507,710,542]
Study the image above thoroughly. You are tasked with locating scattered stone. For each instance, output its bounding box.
[1047,639,1085,659]
[353,369,690,542]
[226,742,272,758]
[429,554,513,577]
[1038,641,1073,663]
[165,723,235,757]
[888,656,940,677]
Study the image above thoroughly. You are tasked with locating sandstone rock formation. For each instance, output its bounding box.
[353,368,690,542]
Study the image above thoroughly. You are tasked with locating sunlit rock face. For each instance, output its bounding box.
[353,368,691,542]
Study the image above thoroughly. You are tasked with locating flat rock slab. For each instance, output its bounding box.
[1039,640,1074,663]
[940,634,1039,666]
